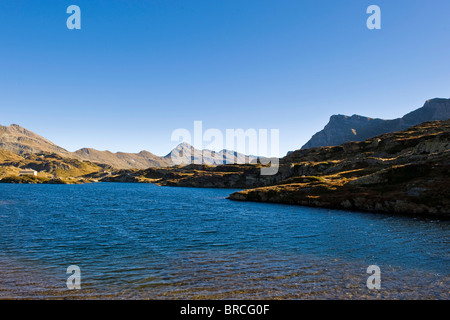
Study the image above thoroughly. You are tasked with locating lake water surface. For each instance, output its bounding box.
[0,183,448,299]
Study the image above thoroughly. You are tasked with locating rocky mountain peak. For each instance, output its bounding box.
[302,98,450,149]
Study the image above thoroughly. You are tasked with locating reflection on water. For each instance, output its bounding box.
[0,183,448,299]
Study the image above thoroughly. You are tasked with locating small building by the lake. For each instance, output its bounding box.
[19,169,37,176]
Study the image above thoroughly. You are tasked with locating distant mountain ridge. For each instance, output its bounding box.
[302,98,450,149]
[166,142,258,166]
[3,97,449,167]
[0,124,257,169]
[72,148,172,169]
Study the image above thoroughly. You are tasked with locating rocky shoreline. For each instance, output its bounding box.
[227,120,450,218]
[94,120,450,218]
[1,120,449,218]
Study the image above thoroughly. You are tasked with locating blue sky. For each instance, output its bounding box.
[1,0,449,156]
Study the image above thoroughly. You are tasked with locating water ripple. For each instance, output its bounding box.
[0,183,448,299]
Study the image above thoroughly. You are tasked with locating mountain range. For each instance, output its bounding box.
[0,124,257,169]
[302,98,450,149]
[1,97,449,169]
[2,98,449,217]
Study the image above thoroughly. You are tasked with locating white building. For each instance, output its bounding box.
[19,169,37,176]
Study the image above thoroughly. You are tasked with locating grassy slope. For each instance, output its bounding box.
[0,151,110,183]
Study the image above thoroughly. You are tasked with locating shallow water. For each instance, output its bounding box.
[0,183,448,299]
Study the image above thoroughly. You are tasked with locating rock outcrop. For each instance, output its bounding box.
[228,119,450,218]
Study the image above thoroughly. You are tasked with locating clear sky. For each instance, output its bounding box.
[1,0,449,157]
